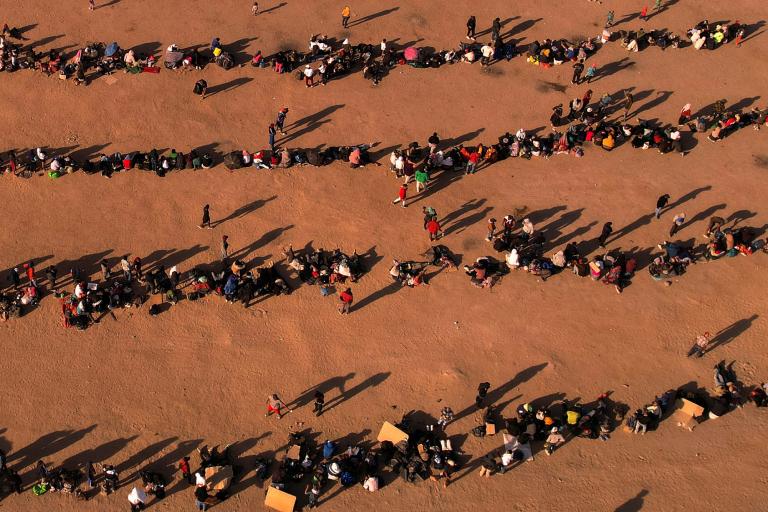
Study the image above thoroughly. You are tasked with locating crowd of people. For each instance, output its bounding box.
[1,370,766,508]
[0,11,757,87]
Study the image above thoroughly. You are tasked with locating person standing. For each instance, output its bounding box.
[486,218,497,242]
[606,10,615,28]
[584,63,597,84]
[303,64,315,87]
[252,1,259,15]
[476,382,491,408]
[687,332,712,357]
[199,204,211,229]
[341,5,351,28]
[120,255,132,281]
[45,265,58,291]
[179,457,193,484]
[8,267,20,290]
[640,6,649,21]
[654,0,663,11]
[491,17,502,42]
[193,79,208,100]
[623,92,634,121]
[392,183,408,207]
[427,132,440,154]
[655,194,670,219]
[339,287,353,314]
[89,0,95,10]
[221,235,230,260]
[276,107,289,135]
[427,218,443,241]
[86,461,96,489]
[268,123,277,151]
[194,482,209,511]
[132,257,143,282]
[313,390,325,416]
[318,59,328,86]
[571,60,584,85]
[466,15,476,40]
[669,213,685,237]
[100,259,112,281]
[414,167,429,193]
[598,222,613,248]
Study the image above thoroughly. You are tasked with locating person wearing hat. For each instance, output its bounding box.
[303,64,315,87]
[544,427,565,455]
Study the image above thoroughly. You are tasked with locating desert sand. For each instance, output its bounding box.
[1,0,767,511]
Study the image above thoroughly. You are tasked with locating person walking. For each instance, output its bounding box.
[221,235,230,260]
[476,382,491,408]
[598,222,613,248]
[339,287,353,314]
[669,213,685,237]
[276,107,289,135]
[571,60,584,85]
[268,123,277,151]
[605,10,615,28]
[313,390,325,416]
[623,92,634,121]
[341,5,351,28]
[266,394,291,418]
[466,15,477,40]
[655,194,670,219]
[392,183,408,207]
[199,204,211,229]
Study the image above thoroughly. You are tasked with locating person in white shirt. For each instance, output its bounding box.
[303,64,315,87]
[499,449,516,473]
[363,475,379,492]
[480,44,494,66]
[380,38,387,52]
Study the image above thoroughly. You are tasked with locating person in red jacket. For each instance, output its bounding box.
[465,151,480,175]
[427,218,443,241]
[339,288,353,314]
[392,183,408,207]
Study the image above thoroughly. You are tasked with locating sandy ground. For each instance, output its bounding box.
[1,0,768,511]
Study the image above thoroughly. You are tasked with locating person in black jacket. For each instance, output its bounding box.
[466,16,476,40]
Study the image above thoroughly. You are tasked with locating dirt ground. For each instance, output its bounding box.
[1,0,767,511]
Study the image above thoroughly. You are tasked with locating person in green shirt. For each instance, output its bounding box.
[414,168,429,193]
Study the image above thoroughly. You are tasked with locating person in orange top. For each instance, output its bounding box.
[341,5,351,28]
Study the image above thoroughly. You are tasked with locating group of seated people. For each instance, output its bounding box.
[687,20,745,50]
[189,260,291,308]
[283,245,366,291]
[388,259,429,288]
[619,28,683,52]
[524,37,599,68]
[225,144,375,170]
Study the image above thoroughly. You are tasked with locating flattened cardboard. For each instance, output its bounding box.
[377,421,409,444]
[265,487,296,512]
